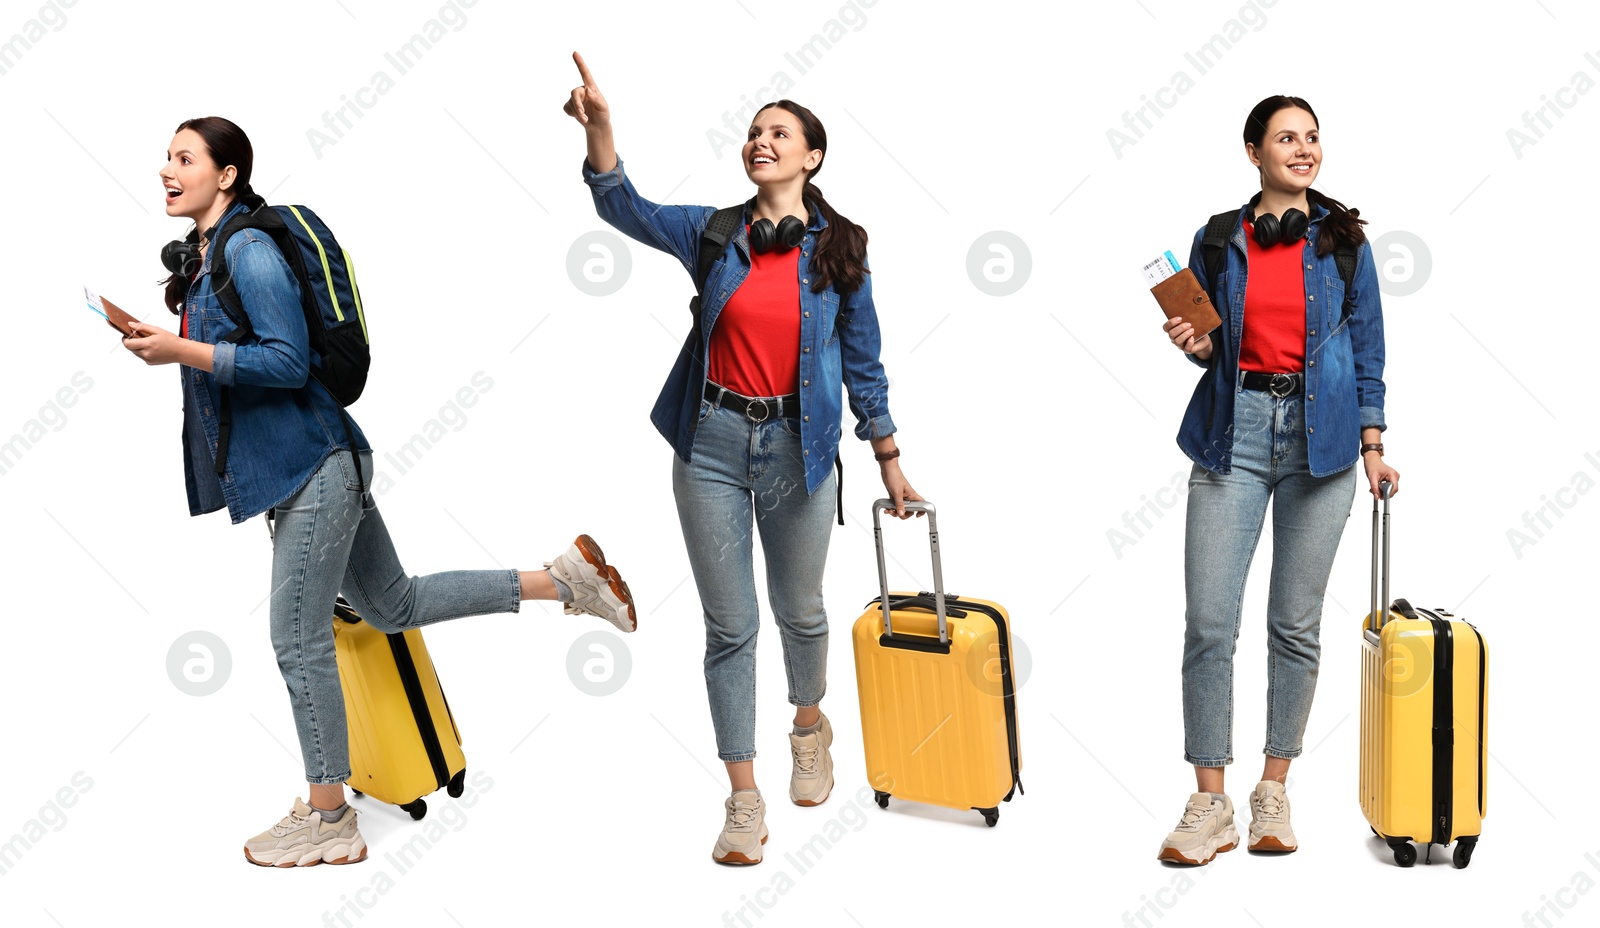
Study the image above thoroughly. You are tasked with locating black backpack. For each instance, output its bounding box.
[208,204,371,492]
[689,206,844,526]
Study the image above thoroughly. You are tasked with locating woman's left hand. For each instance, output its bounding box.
[1362,452,1400,500]
[880,459,925,520]
[122,321,183,366]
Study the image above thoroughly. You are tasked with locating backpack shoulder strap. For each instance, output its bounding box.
[209,206,299,340]
[1201,210,1237,289]
[689,205,746,328]
[1335,243,1358,297]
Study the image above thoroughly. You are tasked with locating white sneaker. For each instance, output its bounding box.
[243,798,367,867]
[546,534,636,632]
[789,713,834,806]
[1156,793,1239,866]
[1248,779,1298,852]
[712,790,768,865]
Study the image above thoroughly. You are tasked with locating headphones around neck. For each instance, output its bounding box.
[161,219,220,279]
[1246,198,1309,248]
[749,213,805,254]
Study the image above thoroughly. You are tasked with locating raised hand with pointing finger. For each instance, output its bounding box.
[563,52,616,174]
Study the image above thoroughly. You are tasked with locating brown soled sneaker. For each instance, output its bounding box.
[243,798,367,867]
[546,534,637,632]
[712,790,768,865]
[1247,779,1298,852]
[1156,793,1239,866]
[789,713,834,806]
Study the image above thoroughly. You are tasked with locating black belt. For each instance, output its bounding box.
[1241,371,1304,397]
[704,383,800,422]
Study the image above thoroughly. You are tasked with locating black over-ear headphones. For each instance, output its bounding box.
[749,213,805,254]
[1246,197,1308,248]
[161,220,220,279]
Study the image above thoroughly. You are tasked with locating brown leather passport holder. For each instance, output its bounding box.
[1150,268,1221,336]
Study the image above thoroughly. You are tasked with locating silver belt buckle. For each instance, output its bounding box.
[745,398,770,423]
[1269,373,1295,398]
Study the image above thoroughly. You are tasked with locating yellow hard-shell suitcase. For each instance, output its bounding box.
[1359,482,1488,868]
[332,598,467,820]
[852,500,1022,826]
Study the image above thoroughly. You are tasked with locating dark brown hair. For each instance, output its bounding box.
[754,100,868,295]
[1243,95,1367,257]
[162,116,266,314]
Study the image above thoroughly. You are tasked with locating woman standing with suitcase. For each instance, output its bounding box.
[562,53,920,865]
[1156,95,1401,865]
[123,115,637,867]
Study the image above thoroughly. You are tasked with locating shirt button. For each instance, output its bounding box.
[1306,264,1313,270]
[1309,329,1316,336]
[1308,394,1315,401]
[803,379,810,386]
[1308,295,1315,302]
[1308,427,1314,434]
[803,347,811,353]
[1309,360,1315,367]
[802,278,809,284]
[804,450,810,456]
[803,415,809,422]
[804,311,811,318]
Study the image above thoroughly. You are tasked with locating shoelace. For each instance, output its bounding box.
[1176,801,1214,830]
[792,742,820,775]
[271,808,313,837]
[1256,791,1286,820]
[726,800,761,832]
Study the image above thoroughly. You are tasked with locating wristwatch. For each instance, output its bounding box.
[1361,443,1384,456]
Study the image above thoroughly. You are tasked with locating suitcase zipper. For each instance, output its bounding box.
[1424,609,1454,848]
[387,632,452,792]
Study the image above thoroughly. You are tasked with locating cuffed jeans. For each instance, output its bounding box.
[269,449,521,783]
[1181,386,1357,767]
[673,402,837,762]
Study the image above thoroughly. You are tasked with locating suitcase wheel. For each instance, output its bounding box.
[1452,838,1476,869]
[1388,839,1416,868]
[351,789,363,798]
[978,807,999,827]
[402,799,427,821]
[447,769,466,799]
[874,791,889,810]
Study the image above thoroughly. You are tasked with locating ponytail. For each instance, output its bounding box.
[804,181,869,296]
[1308,187,1367,257]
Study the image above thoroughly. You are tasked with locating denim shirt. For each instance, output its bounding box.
[180,199,370,524]
[582,157,896,496]
[1176,201,1386,478]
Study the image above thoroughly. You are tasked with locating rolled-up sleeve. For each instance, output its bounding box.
[211,237,310,389]
[838,259,896,440]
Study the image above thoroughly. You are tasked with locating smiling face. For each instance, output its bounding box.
[1246,106,1320,197]
[742,107,823,187]
[160,128,236,224]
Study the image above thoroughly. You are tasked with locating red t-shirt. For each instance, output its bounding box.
[1238,219,1306,373]
[706,228,801,397]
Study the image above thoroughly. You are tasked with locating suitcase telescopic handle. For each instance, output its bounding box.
[1368,479,1394,633]
[871,498,947,644]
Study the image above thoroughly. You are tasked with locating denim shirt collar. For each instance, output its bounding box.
[198,199,255,276]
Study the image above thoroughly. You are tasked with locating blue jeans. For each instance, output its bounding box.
[673,401,837,762]
[269,449,521,784]
[1181,386,1356,767]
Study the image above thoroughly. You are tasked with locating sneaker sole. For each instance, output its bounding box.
[574,534,637,631]
[243,843,368,868]
[1248,835,1298,853]
[791,773,834,806]
[1156,827,1239,866]
[713,833,768,866]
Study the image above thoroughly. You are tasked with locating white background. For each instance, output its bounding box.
[1,0,1595,925]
